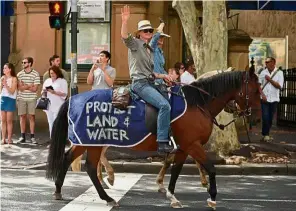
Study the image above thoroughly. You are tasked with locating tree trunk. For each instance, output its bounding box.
[172,0,240,156]
[202,0,240,155]
[172,0,204,75]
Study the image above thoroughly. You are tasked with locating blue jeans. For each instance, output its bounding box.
[261,101,278,136]
[131,80,171,142]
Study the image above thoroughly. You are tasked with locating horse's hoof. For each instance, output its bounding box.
[207,198,216,210]
[53,192,63,200]
[171,201,183,208]
[107,178,114,186]
[107,200,119,207]
[158,187,167,193]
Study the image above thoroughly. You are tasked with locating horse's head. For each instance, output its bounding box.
[234,70,261,116]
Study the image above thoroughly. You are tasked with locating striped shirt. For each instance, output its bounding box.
[17,69,40,101]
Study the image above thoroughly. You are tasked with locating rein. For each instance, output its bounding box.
[172,81,249,130]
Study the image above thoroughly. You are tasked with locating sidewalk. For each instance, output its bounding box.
[1,125,296,175]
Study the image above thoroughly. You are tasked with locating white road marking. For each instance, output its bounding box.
[59,173,142,211]
[222,199,296,203]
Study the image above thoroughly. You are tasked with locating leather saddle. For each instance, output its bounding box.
[112,85,167,134]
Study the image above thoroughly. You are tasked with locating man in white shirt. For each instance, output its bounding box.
[259,57,284,142]
[180,58,195,84]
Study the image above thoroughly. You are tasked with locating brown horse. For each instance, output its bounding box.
[46,70,261,209]
[98,69,236,192]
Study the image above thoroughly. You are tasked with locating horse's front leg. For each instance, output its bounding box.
[188,142,217,210]
[167,150,188,208]
[54,146,85,200]
[156,154,174,193]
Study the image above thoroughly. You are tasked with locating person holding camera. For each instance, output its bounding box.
[87,50,116,90]
[73,50,116,177]
[42,66,68,138]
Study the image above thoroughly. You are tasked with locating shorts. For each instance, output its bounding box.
[17,99,37,115]
[0,96,16,112]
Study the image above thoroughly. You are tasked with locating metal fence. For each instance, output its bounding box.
[277,68,296,127]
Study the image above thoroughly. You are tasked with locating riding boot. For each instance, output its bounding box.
[157,142,175,154]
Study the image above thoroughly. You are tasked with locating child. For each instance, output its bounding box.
[168,68,180,82]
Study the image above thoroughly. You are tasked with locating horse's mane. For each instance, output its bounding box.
[181,71,244,107]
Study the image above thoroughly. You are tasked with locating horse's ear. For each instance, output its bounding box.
[249,65,255,77]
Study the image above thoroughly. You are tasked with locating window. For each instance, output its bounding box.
[63,0,111,69]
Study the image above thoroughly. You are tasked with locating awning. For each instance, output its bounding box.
[228,0,296,11]
[1,1,14,16]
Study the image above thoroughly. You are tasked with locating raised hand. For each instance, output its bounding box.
[159,17,165,24]
[121,5,130,23]
[91,62,99,71]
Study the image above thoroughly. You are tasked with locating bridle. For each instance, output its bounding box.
[237,71,252,117]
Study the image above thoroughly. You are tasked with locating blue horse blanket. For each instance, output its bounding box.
[68,86,186,147]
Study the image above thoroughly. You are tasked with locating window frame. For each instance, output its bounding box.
[62,0,112,72]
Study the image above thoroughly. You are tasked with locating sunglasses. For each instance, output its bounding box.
[142,29,154,34]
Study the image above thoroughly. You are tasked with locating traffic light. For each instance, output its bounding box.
[48,1,64,30]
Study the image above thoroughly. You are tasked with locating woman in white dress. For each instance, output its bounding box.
[42,66,68,137]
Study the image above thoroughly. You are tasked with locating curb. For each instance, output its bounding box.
[22,161,296,175]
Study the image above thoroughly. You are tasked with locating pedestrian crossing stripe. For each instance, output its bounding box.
[59,174,142,211]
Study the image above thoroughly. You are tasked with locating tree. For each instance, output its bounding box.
[172,0,240,156]
[172,1,204,74]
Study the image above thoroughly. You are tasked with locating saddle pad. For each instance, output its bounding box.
[68,86,186,147]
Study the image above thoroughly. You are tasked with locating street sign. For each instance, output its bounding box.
[77,0,105,19]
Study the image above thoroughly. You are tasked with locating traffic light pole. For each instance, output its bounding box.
[70,0,78,96]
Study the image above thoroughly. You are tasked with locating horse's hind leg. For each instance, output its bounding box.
[188,142,217,210]
[166,150,188,208]
[156,154,174,193]
[86,147,118,206]
[99,146,115,186]
[54,146,85,200]
[196,161,208,188]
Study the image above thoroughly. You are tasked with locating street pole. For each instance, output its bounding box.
[70,0,78,96]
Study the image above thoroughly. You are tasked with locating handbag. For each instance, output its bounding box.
[112,85,131,110]
[36,92,50,110]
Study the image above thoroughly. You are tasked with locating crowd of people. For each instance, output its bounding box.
[0,56,68,146]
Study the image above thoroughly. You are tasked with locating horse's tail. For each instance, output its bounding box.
[46,100,69,181]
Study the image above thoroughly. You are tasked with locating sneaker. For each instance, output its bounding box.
[16,137,26,144]
[31,137,37,144]
[157,142,178,154]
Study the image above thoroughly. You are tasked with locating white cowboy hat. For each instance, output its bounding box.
[160,33,170,38]
[137,20,153,31]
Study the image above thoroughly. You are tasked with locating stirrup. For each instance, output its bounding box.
[169,135,179,150]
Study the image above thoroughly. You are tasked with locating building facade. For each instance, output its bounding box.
[7,1,296,130]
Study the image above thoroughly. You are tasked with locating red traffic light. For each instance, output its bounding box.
[49,1,63,15]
